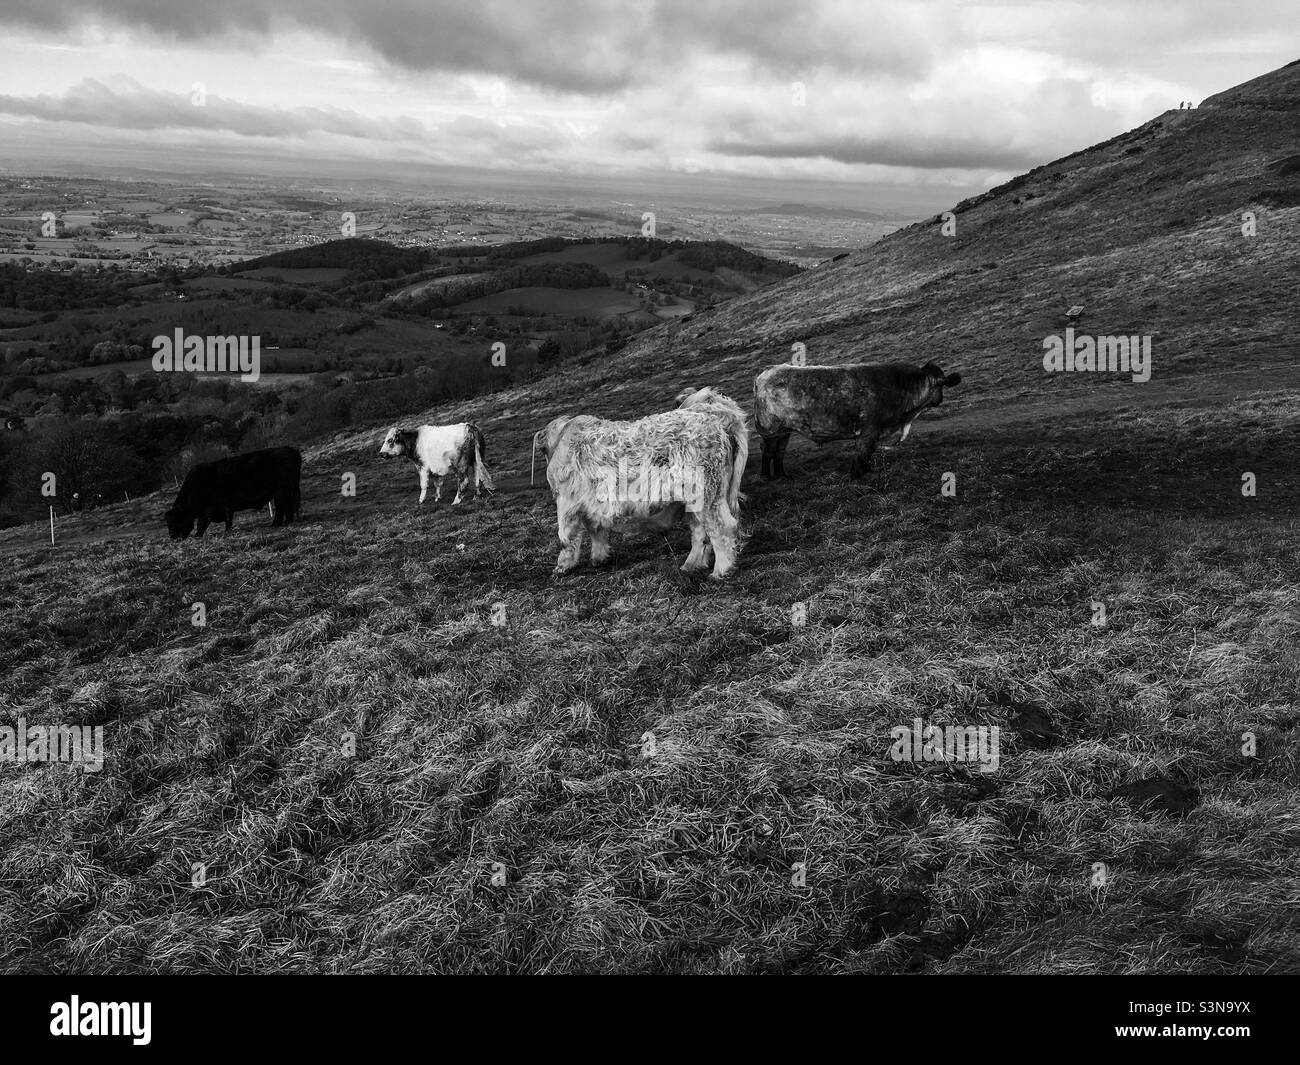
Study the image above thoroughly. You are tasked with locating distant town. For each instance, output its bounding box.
[0,173,911,275]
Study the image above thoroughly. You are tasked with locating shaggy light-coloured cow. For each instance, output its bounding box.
[536,387,748,579]
[378,422,495,505]
[754,361,961,479]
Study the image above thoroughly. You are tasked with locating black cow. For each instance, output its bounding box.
[754,361,962,479]
[165,447,302,539]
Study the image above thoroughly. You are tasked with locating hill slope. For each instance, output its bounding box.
[2,62,1298,974]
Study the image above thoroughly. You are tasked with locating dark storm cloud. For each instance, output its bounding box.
[707,134,1042,171]
[0,0,942,93]
[1,0,1286,181]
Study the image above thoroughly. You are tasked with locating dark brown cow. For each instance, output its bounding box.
[754,361,961,479]
[165,446,302,539]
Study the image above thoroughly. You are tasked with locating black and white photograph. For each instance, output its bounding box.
[0,0,1295,1024]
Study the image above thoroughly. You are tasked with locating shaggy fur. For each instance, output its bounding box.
[541,387,749,579]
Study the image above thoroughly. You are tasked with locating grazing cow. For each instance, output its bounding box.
[165,446,302,539]
[378,422,494,505]
[537,387,748,579]
[753,361,962,479]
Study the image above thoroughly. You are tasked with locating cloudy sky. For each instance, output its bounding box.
[0,0,1294,206]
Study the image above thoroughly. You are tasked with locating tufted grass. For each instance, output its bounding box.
[1,380,1297,973]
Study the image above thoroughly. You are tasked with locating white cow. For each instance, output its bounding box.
[379,422,495,505]
[536,387,748,580]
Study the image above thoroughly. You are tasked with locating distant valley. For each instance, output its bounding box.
[0,179,829,526]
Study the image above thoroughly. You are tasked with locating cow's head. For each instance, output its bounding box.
[678,386,745,427]
[920,362,962,406]
[164,506,195,540]
[531,415,582,485]
[541,415,577,457]
[378,427,413,459]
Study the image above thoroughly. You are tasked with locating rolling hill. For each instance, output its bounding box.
[1,61,1298,974]
[0,232,804,526]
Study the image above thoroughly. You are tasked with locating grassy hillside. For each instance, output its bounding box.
[235,237,428,278]
[1,62,1298,974]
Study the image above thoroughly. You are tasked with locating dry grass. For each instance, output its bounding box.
[1,383,1297,973]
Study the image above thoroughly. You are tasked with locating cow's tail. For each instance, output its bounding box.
[724,409,749,515]
[469,423,495,493]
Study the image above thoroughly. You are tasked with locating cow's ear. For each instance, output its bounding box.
[943,372,962,386]
[921,361,942,375]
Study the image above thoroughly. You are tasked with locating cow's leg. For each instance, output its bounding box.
[773,434,792,478]
[589,521,612,566]
[705,503,740,580]
[849,432,879,481]
[418,467,429,504]
[226,509,235,532]
[681,511,709,572]
[195,515,210,538]
[433,476,444,505]
[554,502,586,575]
[759,433,777,479]
[761,432,791,478]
